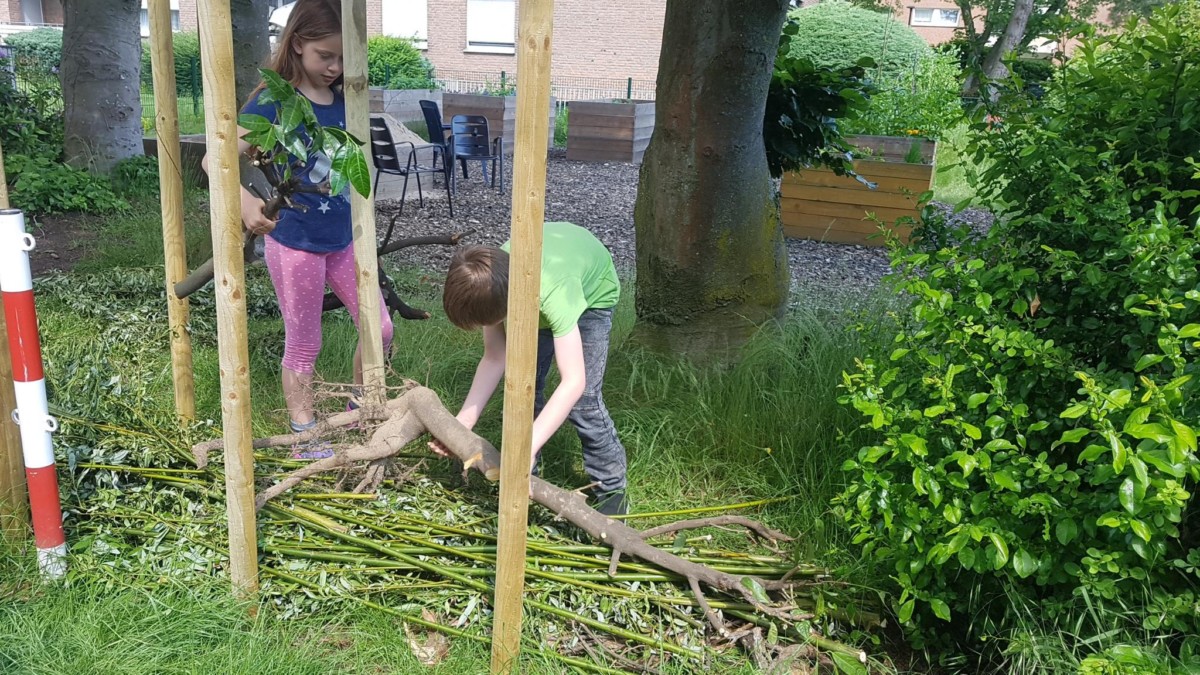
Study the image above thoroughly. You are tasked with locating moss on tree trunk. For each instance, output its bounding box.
[633,0,791,361]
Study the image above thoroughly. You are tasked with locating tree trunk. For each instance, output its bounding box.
[962,0,1036,98]
[632,0,791,361]
[231,0,271,107]
[60,0,142,174]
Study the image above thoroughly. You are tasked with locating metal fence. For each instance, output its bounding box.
[431,68,656,106]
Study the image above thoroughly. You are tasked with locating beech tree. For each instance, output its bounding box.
[60,0,142,173]
[633,0,792,359]
[231,0,272,106]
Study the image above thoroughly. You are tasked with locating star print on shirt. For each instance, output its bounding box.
[318,200,331,214]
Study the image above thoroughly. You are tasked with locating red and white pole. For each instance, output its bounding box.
[0,208,66,578]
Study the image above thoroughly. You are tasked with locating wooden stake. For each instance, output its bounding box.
[196,0,258,596]
[0,138,29,541]
[148,0,196,420]
[491,0,555,671]
[341,0,386,408]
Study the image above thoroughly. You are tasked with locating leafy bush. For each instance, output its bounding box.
[6,154,128,215]
[763,16,874,178]
[110,155,160,200]
[139,31,203,97]
[0,75,63,159]
[366,36,434,90]
[838,2,1200,665]
[787,0,931,76]
[843,48,964,139]
[4,27,63,65]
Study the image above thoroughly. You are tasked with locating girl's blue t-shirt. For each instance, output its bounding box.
[241,89,352,253]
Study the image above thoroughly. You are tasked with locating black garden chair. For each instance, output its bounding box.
[449,114,504,195]
[369,116,452,217]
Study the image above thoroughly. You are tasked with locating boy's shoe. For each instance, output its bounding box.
[593,489,628,517]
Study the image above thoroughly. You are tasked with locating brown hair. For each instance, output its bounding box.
[248,0,342,104]
[443,246,510,329]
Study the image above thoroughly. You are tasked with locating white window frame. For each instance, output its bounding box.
[383,0,428,50]
[140,0,181,38]
[910,7,960,27]
[466,0,516,54]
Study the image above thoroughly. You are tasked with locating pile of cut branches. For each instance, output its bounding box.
[61,387,879,673]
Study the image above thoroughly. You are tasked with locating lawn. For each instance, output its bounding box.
[1,190,900,673]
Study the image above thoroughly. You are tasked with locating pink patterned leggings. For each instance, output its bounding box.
[264,238,394,374]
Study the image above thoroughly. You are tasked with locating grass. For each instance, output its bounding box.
[141,93,207,136]
[4,188,897,672]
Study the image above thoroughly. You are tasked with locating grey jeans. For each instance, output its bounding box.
[533,307,627,494]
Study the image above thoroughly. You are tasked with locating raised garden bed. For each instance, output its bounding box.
[565,99,655,164]
[781,134,936,246]
[441,92,556,156]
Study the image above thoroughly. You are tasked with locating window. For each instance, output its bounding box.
[20,0,44,24]
[466,0,515,54]
[383,0,428,49]
[140,0,181,38]
[910,7,960,27]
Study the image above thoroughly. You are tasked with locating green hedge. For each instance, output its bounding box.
[787,0,931,75]
[367,36,434,90]
[4,27,63,65]
[140,31,203,97]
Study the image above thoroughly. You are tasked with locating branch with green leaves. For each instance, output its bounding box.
[174,68,371,299]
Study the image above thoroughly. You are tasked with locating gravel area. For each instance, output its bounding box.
[376,148,992,305]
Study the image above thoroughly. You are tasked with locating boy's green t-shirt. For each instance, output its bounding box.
[501,222,620,337]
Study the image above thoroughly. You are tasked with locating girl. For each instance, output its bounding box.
[202,0,394,458]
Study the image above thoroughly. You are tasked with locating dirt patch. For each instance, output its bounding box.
[22,212,97,278]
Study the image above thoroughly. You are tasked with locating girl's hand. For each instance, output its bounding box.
[241,197,276,236]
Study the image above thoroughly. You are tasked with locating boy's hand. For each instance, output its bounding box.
[428,439,451,457]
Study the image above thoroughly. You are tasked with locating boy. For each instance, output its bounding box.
[440,221,628,516]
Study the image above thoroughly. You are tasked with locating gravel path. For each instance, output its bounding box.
[376,149,992,305]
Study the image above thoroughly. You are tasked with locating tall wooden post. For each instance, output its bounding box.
[491,0,555,671]
[149,0,196,420]
[0,138,29,541]
[196,0,259,595]
[341,0,386,408]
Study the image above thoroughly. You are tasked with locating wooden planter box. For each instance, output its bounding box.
[441,92,555,156]
[566,99,655,164]
[781,135,936,246]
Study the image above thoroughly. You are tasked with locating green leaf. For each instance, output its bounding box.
[989,533,1009,569]
[890,348,910,361]
[1055,519,1078,545]
[967,392,989,409]
[260,67,294,104]
[238,113,274,133]
[993,471,1018,491]
[341,149,371,198]
[830,651,868,675]
[278,96,305,131]
[962,423,982,440]
[1134,353,1164,371]
[1013,549,1037,578]
[930,598,951,621]
[1170,419,1197,452]
[898,598,915,623]
[739,576,770,604]
[1130,519,1152,543]
[1060,403,1089,419]
[1119,478,1137,515]
[1179,323,1200,338]
[1056,428,1090,446]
